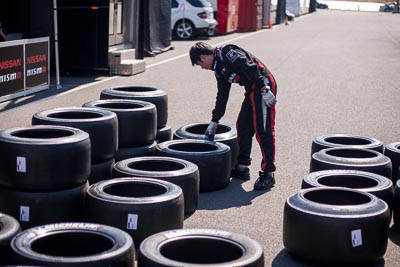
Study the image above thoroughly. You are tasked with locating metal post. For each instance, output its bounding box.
[53,0,62,89]
[135,0,145,59]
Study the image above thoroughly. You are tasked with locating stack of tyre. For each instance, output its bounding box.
[283,134,398,265]
[112,156,200,216]
[32,107,118,184]
[0,125,90,230]
[153,122,236,192]
[385,142,400,228]
[100,86,172,151]
[83,98,157,163]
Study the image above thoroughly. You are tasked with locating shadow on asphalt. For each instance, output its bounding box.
[272,249,386,267]
[195,178,269,210]
[389,225,400,246]
[0,74,103,113]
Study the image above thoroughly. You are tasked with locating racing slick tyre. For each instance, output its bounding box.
[9,223,135,267]
[138,228,264,267]
[85,178,184,248]
[0,125,90,191]
[310,147,392,179]
[113,156,199,215]
[302,170,394,209]
[393,180,400,227]
[100,86,168,129]
[83,99,156,148]
[89,158,115,185]
[114,141,157,162]
[156,125,172,143]
[173,123,239,167]
[283,187,390,265]
[311,134,384,155]
[384,142,400,183]
[0,183,88,230]
[0,213,21,265]
[155,140,231,192]
[32,107,118,162]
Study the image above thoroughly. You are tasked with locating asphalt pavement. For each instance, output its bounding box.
[1,9,400,267]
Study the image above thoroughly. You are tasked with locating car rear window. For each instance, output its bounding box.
[188,0,208,8]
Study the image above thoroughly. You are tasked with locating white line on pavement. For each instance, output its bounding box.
[2,29,268,114]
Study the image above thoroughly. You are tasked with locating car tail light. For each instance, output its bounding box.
[197,12,208,19]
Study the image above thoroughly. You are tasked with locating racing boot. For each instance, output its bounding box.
[254,171,275,190]
[231,164,250,181]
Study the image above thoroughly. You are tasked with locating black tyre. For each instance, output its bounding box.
[113,156,199,215]
[173,123,238,167]
[155,140,231,192]
[311,134,384,155]
[83,99,156,148]
[32,107,118,162]
[0,213,21,265]
[115,141,157,162]
[100,86,168,129]
[394,179,400,227]
[0,183,88,230]
[0,125,90,191]
[138,229,264,267]
[89,158,115,185]
[384,142,400,183]
[10,222,134,267]
[310,147,392,179]
[302,170,394,208]
[85,178,184,248]
[283,187,390,264]
[156,125,172,143]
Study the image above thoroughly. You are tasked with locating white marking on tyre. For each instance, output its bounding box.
[127,214,138,230]
[351,229,363,247]
[16,156,26,172]
[20,206,30,222]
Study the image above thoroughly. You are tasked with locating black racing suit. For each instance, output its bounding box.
[210,44,277,173]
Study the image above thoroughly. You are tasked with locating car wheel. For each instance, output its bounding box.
[10,223,134,266]
[138,229,264,267]
[283,187,390,264]
[174,20,195,40]
[207,27,215,36]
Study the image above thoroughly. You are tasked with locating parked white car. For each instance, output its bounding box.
[171,0,217,40]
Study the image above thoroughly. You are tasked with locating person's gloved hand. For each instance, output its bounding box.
[205,121,218,137]
[261,86,276,107]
